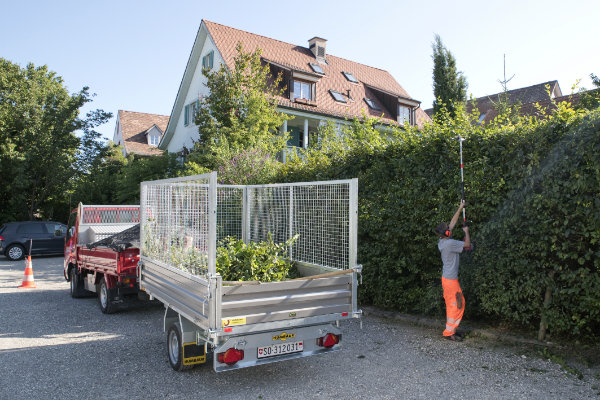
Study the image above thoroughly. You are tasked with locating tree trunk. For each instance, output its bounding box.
[538,270,556,341]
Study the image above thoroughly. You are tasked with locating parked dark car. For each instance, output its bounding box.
[0,221,67,261]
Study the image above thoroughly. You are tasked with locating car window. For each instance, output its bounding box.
[45,223,65,236]
[0,224,5,234]
[16,223,44,234]
[66,211,77,240]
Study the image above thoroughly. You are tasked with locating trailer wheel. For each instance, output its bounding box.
[97,278,116,314]
[167,322,191,371]
[70,267,85,298]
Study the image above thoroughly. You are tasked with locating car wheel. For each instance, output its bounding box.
[6,244,25,261]
[70,267,85,298]
[97,278,116,314]
[167,322,191,371]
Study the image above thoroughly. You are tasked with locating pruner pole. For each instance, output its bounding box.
[459,135,466,226]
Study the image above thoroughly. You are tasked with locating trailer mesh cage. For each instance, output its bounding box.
[140,172,357,278]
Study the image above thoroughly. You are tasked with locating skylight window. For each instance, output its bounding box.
[309,63,325,75]
[364,98,381,111]
[342,71,358,83]
[330,90,347,103]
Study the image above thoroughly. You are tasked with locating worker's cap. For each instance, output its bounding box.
[434,222,450,237]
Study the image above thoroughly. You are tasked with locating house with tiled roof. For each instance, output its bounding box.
[425,81,564,123]
[113,110,170,156]
[160,20,430,155]
[466,81,562,124]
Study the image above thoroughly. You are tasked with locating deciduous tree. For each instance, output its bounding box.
[0,58,110,221]
[185,43,290,181]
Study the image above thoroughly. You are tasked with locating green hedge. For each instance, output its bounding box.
[280,107,600,338]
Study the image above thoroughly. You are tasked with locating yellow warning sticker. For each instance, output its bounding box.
[272,332,295,341]
[222,317,247,327]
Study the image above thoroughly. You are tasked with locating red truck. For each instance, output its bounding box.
[64,203,142,313]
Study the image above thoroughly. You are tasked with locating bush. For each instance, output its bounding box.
[278,104,600,339]
[216,234,299,282]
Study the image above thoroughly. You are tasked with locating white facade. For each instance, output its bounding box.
[163,25,224,153]
[112,115,126,156]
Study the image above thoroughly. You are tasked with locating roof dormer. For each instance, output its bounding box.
[308,37,327,61]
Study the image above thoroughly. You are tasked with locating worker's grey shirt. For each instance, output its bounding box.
[438,238,465,280]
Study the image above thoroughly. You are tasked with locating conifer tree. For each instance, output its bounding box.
[431,34,468,117]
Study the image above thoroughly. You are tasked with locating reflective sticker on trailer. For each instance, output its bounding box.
[272,332,295,341]
[222,317,247,327]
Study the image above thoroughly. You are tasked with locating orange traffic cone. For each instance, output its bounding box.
[18,255,37,289]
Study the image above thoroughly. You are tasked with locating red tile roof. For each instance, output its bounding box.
[118,110,169,156]
[479,92,585,123]
[204,20,430,127]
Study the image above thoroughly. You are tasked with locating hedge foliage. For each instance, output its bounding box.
[280,103,600,338]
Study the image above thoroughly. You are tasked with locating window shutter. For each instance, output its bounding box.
[184,104,189,126]
[209,51,214,69]
[289,79,294,100]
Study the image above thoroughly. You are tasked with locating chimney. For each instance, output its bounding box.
[308,37,327,61]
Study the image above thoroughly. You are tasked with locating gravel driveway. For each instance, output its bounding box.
[1,256,598,400]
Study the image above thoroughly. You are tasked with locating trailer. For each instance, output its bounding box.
[138,172,361,372]
[64,203,142,313]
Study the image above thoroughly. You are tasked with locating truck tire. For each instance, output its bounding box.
[167,322,191,371]
[97,278,116,314]
[70,267,86,298]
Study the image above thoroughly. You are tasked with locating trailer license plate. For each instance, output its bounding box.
[257,341,303,359]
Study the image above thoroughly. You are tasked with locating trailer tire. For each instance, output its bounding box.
[167,322,191,372]
[70,267,86,298]
[97,278,116,314]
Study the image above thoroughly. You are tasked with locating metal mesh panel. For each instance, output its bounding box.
[141,176,212,277]
[291,183,350,270]
[247,181,353,270]
[81,206,140,224]
[217,186,244,242]
[248,186,290,245]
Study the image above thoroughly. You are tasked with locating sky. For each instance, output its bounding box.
[2,0,599,141]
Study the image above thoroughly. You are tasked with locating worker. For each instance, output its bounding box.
[435,200,471,341]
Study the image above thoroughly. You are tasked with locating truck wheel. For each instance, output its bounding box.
[97,278,116,314]
[167,322,191,371]
[6,244,25,261]
[70,267,85,298]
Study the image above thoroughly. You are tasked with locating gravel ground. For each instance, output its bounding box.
[1,256,598,400]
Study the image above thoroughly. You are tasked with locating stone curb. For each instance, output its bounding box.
[362,306,554,347]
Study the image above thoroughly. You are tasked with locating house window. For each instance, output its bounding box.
[342,71,358,83]
[293,80,313,101]
[149,135,160,146]
[330,90,347,103]
[184,100,199,126]
[364,98,381,111]
[398,105,411,125]
[202,50,214,70]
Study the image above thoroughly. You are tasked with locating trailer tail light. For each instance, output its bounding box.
[0,235,4,241]
[341,312,348,317]
[317,333,341,348]
[217,348,244,365]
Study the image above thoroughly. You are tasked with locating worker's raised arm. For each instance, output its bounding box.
[448,200,465,231]
[462,226,471,248]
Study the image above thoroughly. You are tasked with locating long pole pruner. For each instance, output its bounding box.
[459,135,466,226]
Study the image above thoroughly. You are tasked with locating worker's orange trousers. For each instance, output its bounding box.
[442,277,465,336]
